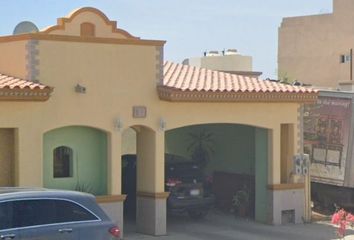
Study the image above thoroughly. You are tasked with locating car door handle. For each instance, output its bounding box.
[0,234,16,240]
[58,228,73,233]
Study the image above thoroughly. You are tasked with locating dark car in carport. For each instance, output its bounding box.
[0,188,120,239]
[122,153,214,219]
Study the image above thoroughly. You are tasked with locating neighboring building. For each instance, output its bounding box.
[0,7,317,237]
[183,49,262,77]
[279,0,354,89]
[279,0,354,211]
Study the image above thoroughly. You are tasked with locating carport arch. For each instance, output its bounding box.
[165,123,270,222]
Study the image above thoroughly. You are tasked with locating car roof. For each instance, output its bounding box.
[0,187,93,200]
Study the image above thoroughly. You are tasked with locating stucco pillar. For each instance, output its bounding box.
[136,128,167,236]
[16,127,42,187]
[267,125,305,225]
[100,131,125,239]
[108,131,122,195]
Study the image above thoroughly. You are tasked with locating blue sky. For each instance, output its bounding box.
[0,0,333,78]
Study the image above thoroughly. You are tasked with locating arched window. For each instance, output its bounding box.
[53,146,73,178]
[80,22,95,37]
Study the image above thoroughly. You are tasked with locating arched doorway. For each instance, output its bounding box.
[43,126,108,196]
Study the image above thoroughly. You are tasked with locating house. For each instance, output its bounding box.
[0,7,317,237]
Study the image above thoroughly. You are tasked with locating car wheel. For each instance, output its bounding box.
[187,209,208,220]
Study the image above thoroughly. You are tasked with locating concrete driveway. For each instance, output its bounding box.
[124,210,354,240]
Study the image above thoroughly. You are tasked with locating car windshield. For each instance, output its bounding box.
[166,154,204,182]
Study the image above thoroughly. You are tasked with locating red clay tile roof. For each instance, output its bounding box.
[0,73,53,101]
[159,62,318,102]
[163,61,316,93]
[0,73,50,90]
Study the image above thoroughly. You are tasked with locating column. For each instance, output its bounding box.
[136,128,168,236]
[98,131,125,238]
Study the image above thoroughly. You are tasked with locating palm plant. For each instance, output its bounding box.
[187,129,215,169]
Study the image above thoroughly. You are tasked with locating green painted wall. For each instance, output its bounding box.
[166,124,256,175]
[255,128,268,223]
[43,126,107,196]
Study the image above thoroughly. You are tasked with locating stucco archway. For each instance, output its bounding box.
[166,123,269,222]
[43,126,108,196]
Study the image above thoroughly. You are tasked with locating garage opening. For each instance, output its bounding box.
[165,124,268,222]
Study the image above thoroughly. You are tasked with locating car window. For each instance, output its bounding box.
[0,201,13,230]
[12,199,57,228]
[55,200,98,222]
[1,199,98,229]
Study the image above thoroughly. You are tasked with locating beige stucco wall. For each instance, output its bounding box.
[0,129,15,186]
[279,0,354,88]
[0,40,28,79]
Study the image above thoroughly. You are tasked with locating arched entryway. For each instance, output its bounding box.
[165,123,269,223]
[43,126,108,196]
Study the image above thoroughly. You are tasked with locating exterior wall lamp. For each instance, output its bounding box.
[75,84,86,94]
[159,117,166,131]
[114,117,123,131]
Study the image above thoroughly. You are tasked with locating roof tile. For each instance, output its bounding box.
[163,61,317,94]
[0,73,51,91]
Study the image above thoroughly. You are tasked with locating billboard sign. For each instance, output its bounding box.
[304,96,352,186]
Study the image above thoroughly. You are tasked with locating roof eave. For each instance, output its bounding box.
[0,88,54,102]
[157,86,318,103]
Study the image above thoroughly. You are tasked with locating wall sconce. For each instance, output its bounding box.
[114,118,123,131]
[159,117,166,131]
[75,84,86,94]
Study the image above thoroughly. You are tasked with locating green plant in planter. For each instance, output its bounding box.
[231,188,250,217]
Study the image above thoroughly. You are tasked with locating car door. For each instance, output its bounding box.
[53,199,106,240]
[12,199,79,240]
[0,201,19,240]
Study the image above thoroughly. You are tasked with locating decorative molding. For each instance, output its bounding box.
[136,191,170,199]
[42,7,138,40]
[96,194,127,203]
[0,89,53,101]
[267,183,305,190]
[157,86,319,103]
[25,40,40,82]
[0,33,166,47]
[156,46,164,84]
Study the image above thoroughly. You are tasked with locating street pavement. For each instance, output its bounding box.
[124,210,354,240]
